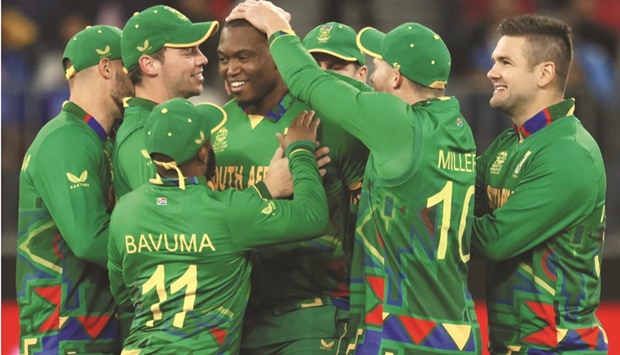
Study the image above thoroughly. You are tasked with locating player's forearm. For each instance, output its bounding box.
[285,141,329,234]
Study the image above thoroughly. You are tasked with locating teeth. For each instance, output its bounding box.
[193,73,203,80]
[230,81,246,88]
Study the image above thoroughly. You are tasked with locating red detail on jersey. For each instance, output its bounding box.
[399,315,437,344]
[376,231,385,248]
[541,248,557,281]
[543,108,552,125]
[367,276,384,301]
[365,302,383,326]
[522,301,557,347]
[420,207,434,236]
[76,315,112,339]
[34,286,62,332]
[53,233,63,260]
[399,206,407,214]
[330,282,351,297]
[365,275,385,326]
[575,327,601,349]
[210,328,227,345]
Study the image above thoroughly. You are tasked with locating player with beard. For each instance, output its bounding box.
[16,25,133,354]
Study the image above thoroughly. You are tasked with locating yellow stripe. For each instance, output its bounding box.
[356,27,382,60]
[519,263,555,295]
[307,49,358,62]
[19,220,62,274]
[164,21,220,49]
[196,102,228,134]
[356,213,384,265]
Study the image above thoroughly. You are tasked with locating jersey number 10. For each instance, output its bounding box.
[426,181,474,262]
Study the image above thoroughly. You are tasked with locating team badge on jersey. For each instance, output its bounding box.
[490,151,508,175]
[212,127,228,153]
[67,170,90,189]
[261,200,277,215]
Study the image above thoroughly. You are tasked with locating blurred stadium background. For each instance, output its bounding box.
[3,0,618,353]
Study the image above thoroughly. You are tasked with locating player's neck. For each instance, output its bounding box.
[69,89,117,135]
[244,82,289,116]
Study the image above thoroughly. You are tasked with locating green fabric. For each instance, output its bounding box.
[269,34,481,354]
[145,98,221,166]
[121,5,219,71]
[17,101,120,354]
[113,97,157,198]
[63,25,122,79]
[303,22,365,65]
[212,84,368,349]
[357,23,450,88]
[108,145,327,354]
[473,99,608,353]
[241,306,349,354]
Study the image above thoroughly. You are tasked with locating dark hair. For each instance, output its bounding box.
[223,19,267,39]
[128,47,167,85]
[498,14,573,92]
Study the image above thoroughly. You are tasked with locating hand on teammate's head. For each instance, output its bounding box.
[226,0,292,36]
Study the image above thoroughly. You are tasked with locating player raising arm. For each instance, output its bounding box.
[227,2,482,354]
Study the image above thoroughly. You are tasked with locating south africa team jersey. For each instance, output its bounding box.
[108,143,328,354]
[269,34,481,354]
[17,101,120,354]
[113,97,157,198]
[212,78,369,347]
[473,99,608,354]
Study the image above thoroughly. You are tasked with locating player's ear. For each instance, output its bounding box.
[138,54,159,76]
[98,58,113,79]
[393,69,404,89]
[357,65,368,83]
[537,61,555,88]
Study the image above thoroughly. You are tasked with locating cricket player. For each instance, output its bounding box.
[108,98,328,353]
[227,2,482,354]
[214,18,370,354]
[113,5,219,198]
[472,14,608,353]
[303,21,368,83]
[17,25,132,354]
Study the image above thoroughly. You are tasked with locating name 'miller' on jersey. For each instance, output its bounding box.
[213,165,269,190]
[437,149,476,173]
[125,233,216,254]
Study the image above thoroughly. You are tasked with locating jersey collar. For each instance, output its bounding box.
[123,96,158,111]
[514,98,575,139]
[151,175,207,188]
[242,92,296,123]
[62,101,108,141]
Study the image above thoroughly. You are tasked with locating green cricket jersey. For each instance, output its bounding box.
[268,33,481,354]
[472,99,608,354]
[113,97,157,198]
[108,141,328,354]
[17,101,120,354]
[213,78,369,351]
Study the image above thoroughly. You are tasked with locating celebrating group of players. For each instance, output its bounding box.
[17,1,608,354]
